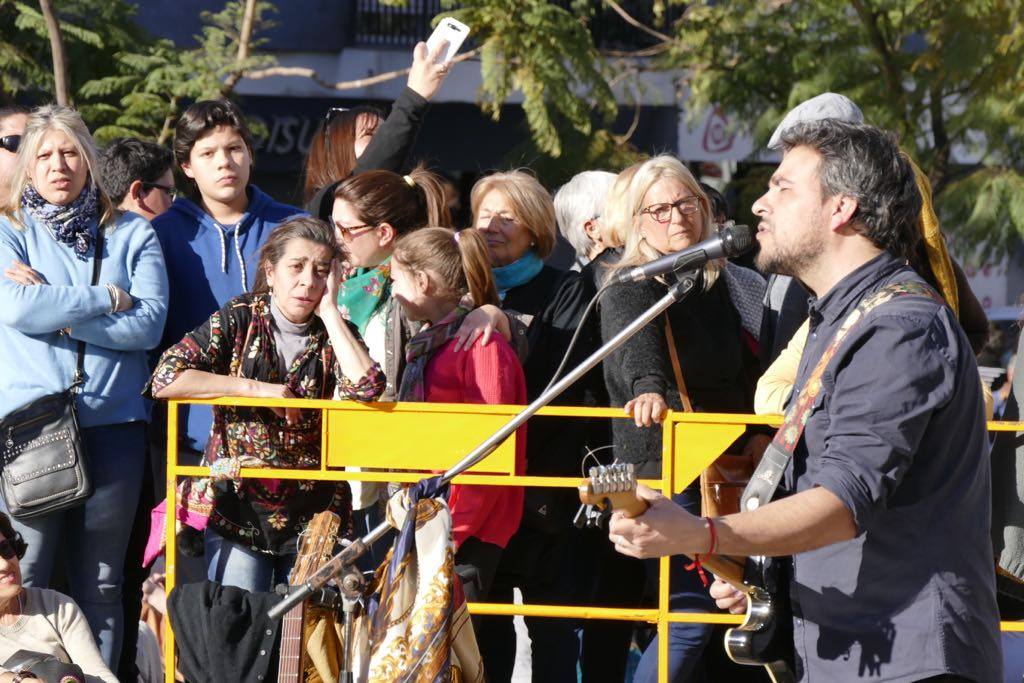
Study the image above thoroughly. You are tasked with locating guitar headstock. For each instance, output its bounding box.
[291,510,342,586]
[578,463,649,518]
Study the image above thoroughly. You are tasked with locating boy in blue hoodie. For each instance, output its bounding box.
[152,100,302,458]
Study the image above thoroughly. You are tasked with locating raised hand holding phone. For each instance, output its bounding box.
[426,17,470,64]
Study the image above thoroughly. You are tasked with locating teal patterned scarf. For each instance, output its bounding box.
[336,258,391,335]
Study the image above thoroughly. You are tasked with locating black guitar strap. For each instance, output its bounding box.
[740,281,944,513]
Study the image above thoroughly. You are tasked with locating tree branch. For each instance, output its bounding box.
[602,0,673,43]
[928,83,951,194]
[157,96,178,146]
[222,0,257,93]
[242,46,482,91]
[38,0,69,106]
[849,0,912,133]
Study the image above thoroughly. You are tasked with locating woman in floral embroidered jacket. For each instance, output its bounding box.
[148,216,384,592]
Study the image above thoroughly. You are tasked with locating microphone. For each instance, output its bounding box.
[614,222,755,284]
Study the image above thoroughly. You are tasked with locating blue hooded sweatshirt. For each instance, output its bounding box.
[152,185,303,453]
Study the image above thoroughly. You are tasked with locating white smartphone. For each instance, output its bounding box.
[426,17,470,64]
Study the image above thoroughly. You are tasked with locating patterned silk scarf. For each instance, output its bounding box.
[337,259,392,335]
[397,306,470,402]
[21,183,100,258]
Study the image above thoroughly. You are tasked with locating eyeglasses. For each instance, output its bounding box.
[639,197,701,223]
[142,182,177,200]
[335,222,378,241]
[0,537,22,561]
[0,135,21,154]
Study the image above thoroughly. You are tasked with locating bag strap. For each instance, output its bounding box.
[740,281,945,512]
[663,316,694,413]
[72,226,106,393]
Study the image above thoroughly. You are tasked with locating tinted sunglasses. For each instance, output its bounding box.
[0,536,23,561]
[0,135,21,154]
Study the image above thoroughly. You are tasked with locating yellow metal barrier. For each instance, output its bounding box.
[161,397,1024,682]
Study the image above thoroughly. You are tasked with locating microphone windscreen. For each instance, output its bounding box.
[723,223,755,257]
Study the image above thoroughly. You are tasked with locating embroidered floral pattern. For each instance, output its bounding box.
[148,293,384,554]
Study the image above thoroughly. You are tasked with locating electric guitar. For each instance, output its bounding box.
[277,510,342,682]
[578,464,795,683]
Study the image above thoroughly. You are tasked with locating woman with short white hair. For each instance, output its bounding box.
[0,105,168,668]
[553,170,616,268]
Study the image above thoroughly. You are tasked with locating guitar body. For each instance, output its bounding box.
[724,556,795,682]
[578,465,796,683]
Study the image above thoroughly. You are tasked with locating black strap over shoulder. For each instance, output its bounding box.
[72,226,105,392]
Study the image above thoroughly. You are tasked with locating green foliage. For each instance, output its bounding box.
[662,0,1024,254]
[80,1,277,145]
[445,0,617,158]
[504,117,647,189]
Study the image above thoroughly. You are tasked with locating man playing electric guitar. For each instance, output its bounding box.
[608,120,1002,682]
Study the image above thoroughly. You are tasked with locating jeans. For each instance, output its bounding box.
[205,530,296,593]
[3,420,146,669]
[633,486,715,683]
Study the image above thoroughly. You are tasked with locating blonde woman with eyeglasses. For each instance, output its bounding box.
[600,155,765,682]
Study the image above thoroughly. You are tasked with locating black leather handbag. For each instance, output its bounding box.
[0,227,104,519]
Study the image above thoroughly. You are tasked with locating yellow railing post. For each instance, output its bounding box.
[164,401,179,683]
[155,397,1024,680]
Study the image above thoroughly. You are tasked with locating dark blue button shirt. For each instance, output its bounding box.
[785,252,1002,682]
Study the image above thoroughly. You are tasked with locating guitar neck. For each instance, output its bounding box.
[277,603,305,681]
[697,553,747,590]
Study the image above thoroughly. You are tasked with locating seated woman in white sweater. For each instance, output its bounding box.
[0,512,117,683]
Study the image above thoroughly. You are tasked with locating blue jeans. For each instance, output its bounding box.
[634,487,715,683]
[205,530,296,593]
[3,421,146,669]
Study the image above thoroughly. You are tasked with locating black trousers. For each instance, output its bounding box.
[474,523,584,683]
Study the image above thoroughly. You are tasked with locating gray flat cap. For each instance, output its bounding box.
[767,92,865,150]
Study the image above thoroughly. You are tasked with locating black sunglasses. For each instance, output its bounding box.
[0,135,20,154]
[0,536,23,561]
[141,181,177,200]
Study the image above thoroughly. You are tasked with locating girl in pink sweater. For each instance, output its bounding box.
[391,227,527,601]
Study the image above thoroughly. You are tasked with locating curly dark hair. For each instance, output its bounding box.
[0,511,27,560]
[780,120,922,261]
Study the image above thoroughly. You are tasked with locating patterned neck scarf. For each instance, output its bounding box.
[397,306,470,402]
[337,258,391,335]
[21,183,100,258]
[492,249,544,294]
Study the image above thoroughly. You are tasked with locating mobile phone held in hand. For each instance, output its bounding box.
[426,17,470,64]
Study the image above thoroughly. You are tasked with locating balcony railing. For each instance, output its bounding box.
[350,0,685,51]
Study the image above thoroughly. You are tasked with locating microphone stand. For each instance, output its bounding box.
[268,271,700,621]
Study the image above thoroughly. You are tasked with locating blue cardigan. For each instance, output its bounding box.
[0,210,168,427]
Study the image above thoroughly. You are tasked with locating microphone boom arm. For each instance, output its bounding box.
[267,272,701,621]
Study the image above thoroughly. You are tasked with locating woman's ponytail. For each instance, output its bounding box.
[407,166,452,229]
[457,228,498,307]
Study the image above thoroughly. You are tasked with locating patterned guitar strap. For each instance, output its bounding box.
[740,281,945,513]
